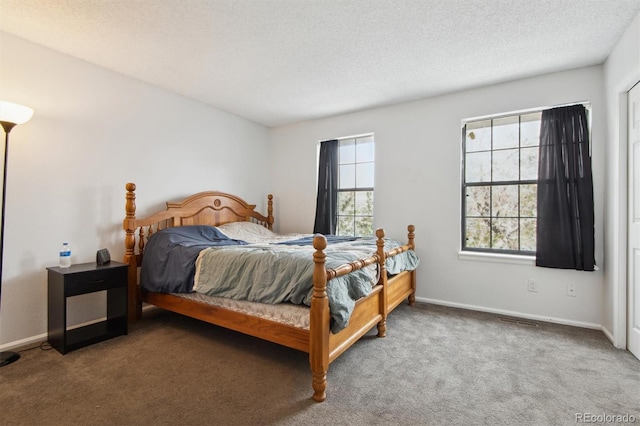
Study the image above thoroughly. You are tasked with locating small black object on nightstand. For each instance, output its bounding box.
[96,248,110,265]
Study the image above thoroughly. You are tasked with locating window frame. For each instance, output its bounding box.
[334,134,375,237]
[461,111,541,256]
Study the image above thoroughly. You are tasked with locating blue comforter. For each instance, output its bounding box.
[140,226,246,293]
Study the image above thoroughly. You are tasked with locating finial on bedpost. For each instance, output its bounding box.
[312,234,327,296]
[375,228,385,262]
[375,228,388,338]
[310,234,329,402]
[125,183,136,219]
[267,194,274,230]
[408,224,415,250]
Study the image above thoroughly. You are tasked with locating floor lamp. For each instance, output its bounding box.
[0,101,34,367]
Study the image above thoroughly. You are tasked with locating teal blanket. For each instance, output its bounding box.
[193,238,419,332]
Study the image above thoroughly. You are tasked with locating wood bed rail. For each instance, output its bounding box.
[325,254,380,281]
[323,227,414,282]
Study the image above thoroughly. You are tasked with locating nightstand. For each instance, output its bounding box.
[47,261,128,354]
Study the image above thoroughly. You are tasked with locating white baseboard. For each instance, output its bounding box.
[141,304,159,313]
[0,332,48,352]
[1,304,158,353]
[416,296,602,330]
[600,325,619,347]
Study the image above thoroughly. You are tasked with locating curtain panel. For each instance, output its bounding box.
[536,104,595,271]
[313,139,339,235]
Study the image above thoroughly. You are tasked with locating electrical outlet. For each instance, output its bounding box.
[567,283,576,297]
[527,279,538,293]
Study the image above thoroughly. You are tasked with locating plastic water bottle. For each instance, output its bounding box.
[59,242,71,268]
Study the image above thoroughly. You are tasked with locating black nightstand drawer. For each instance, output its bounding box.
[65,267,125,296]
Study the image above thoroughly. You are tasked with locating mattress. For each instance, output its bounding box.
[173,292,311,330]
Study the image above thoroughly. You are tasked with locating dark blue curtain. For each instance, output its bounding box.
[536,104,595,271]
[313,140,339,235]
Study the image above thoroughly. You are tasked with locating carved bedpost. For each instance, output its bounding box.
[408,225,416,306]
[123,183,141,323]
[376,228,388,337]
[408,224,415,250]
[267,194,274,230]
[124,183,136,258]
[310,234,330,402]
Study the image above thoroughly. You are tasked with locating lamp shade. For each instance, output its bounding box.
[0,101,34,125]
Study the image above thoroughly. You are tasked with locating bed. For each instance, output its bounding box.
[122,183,418,402]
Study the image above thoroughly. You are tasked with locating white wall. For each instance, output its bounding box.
[0,32,270,348]
[269,66,606,328]
[602,12,640,347]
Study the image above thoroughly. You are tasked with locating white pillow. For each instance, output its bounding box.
[217,221,277,242]
[217,221,309,244]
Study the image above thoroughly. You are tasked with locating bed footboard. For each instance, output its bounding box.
[310,226,416,402]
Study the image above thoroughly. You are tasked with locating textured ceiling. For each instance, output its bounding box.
[1,0,639,127]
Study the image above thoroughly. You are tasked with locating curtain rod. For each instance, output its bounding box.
[318,132,374,144]
[462,101,591,124]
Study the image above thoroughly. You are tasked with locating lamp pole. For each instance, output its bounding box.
[0,101,33,367]
[0,121,16,294]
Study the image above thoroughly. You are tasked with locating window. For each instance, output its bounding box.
[462,112,541,254]
[336,135,374,236]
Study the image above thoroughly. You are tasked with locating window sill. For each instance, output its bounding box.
[458,251,535,266]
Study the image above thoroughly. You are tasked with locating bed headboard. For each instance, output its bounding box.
[123,182,273,263]
[123,182,275,322]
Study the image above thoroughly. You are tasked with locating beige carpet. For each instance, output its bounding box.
[0,303,638,426]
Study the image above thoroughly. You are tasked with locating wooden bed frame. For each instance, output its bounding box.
[123,183,417,402]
